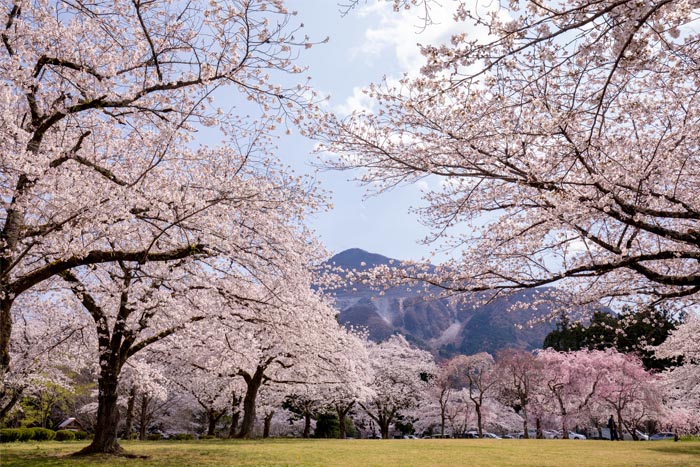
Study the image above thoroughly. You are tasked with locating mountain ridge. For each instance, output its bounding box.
[326,248,573,357]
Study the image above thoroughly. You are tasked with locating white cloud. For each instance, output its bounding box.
[334,85,376,116]
[338,1,499,114]
[351,1,465,75]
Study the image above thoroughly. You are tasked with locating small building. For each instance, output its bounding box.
[57,417,85,431]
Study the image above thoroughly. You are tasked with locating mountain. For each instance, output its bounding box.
[326,248,576,358]
[327,248,394,271]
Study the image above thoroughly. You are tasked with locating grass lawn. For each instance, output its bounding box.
[1,439,699,467]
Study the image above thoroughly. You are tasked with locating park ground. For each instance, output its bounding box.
[1,439,699,467]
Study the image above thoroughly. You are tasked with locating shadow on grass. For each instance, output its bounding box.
[0,453,65,467]
[648,443,700,457]
[1,451,148,467]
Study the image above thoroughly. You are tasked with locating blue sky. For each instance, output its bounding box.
[279,0,467,262]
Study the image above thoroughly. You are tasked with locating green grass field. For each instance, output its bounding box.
[1,439,699,467]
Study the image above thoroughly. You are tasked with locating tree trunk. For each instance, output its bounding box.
[76,363,123,455]
[139,394,150,441]
[0,388,22,423]
[360,402,392,439]
[522,417,529,439]
[521,405,529,439]
[228,393,241,438]
[263,411,274,438]
[555,393,569,439]
[617,410,625,441]
[475,403,483,438]
[0,298,13,380]
[379,419,390,439]
[303,413,311,438]
[237,366,264,439]
[338,415,347,439]
[207,409,218,437]
[122,386,136,439]
[335,403,354,439]
[536,417,543,439]
[228,411,240,438]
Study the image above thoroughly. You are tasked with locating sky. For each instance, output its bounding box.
[276,0,468,262]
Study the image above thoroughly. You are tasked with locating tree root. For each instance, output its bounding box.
[71,442,148,458]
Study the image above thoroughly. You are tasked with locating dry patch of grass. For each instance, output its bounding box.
[1,438,699,467]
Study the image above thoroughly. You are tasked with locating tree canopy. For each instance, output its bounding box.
[318,0,700,309]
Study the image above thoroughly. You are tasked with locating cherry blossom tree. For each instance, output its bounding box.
[283,391,324,439]
[495,349,540,438]
[1,0,335,455]
[429,360,458,436]
[162,303,290,440]
[0,0,323,381]
[161,284,365,440]
[316,330,373,439]
[447,352,498,438]
[228,297,358,439]
[257,383,287,438]
[55,258,291,452]
[537,349,605,439]
[482,398,523,435]
[320,0,700,309]
[1,289,92,423]
[443,388,474,437]
[655,312,700,434]
[52,227,331,453]
[119,360,173,440]
[359,335,435,439]
[164,351,235,438]
[595,350,661,440]
[125,366,170,441]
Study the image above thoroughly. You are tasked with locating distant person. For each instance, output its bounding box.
[607,415,618,441]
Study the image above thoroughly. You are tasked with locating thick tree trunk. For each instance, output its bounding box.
[207,410,217,436]
[263,411,274,438]
[338,415,347,439]
[536,417,543,439]
[379,420,390,439]
[303,413,311,438]
[76,364,123,455]
[237,367,264,439]
[237,386,259,438]
[122,386,136,439]
[139,394,150,441]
